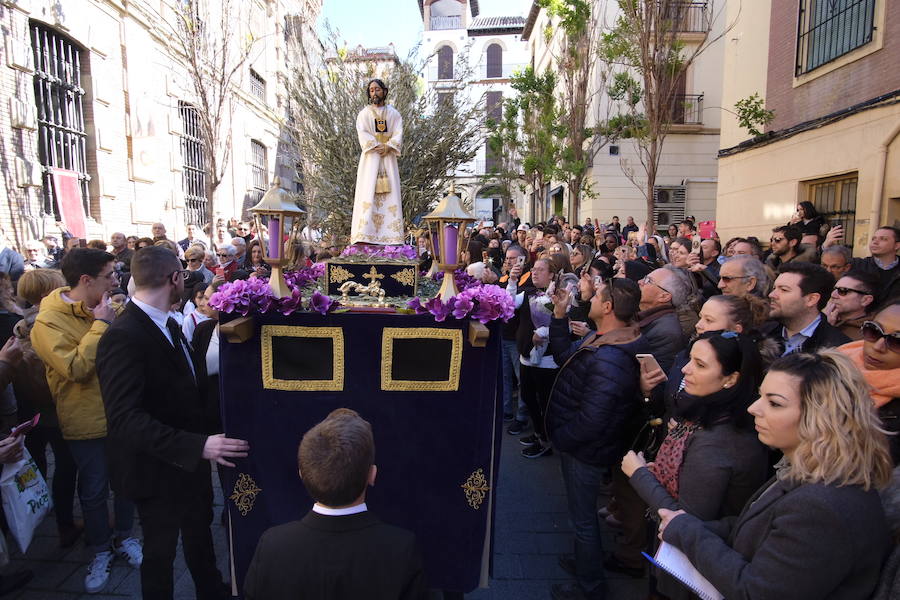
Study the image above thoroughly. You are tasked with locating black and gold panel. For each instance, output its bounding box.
[260,325,344,391]
[323,259,418,297]
[381,327,462,391]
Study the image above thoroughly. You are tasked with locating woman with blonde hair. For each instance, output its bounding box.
[657,350,892,600]
[13,268,81,547]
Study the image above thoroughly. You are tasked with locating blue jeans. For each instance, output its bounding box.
[560,451,607,599]
[68,438,135,553]
[501,339,527,422]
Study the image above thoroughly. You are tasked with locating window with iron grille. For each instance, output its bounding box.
[250,69,266,102]
[796,0,876,76]
[806,173,858,251]
[249,140,268,205]
[30,22,91,219]
[179,101,208,226]
[486,44,502,78]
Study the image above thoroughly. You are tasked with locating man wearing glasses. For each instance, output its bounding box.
[236,222,254,244]
[636,266,690,373]
[823,270,879,341]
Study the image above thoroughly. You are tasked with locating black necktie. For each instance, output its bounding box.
[166,317,195,382]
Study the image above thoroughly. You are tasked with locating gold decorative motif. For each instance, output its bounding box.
[381,327,462,391]
[329,265,355,284]
[361,201,372,213]
[388,205,398,216]
[230,473,262,516]
[390,268,416,287]
[461,468,491,510]
[261,326,345,391]
[372,213,384,231]
[363,266,385,283]
[374,195,386,210]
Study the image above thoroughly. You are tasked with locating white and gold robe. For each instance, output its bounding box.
[350,104,404,245]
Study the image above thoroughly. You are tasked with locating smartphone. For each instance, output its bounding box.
[536,231,544,240]
[215,267,225,278]
[515,255,526,267]
[11,413,40,437]
[636,354,667,379]
[593,275,603,288]
[78,238,87,248]
[691,238,701,254]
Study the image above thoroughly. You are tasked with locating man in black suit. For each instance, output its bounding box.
[97,246,250,600]
[244,408,426,600]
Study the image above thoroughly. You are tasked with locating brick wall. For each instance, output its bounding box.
[767,0,900,131]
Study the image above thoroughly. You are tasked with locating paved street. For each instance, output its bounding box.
[4,420,649,600]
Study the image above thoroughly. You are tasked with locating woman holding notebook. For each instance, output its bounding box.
[657,350,892,599]
[621,330,769,599]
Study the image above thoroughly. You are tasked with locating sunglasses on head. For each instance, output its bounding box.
[861,321,900,353]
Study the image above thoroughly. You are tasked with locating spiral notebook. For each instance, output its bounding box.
[642,542,724,600]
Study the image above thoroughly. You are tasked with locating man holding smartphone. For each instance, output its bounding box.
[497,246,533,430]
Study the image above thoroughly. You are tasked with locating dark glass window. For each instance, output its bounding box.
[486,44,502,78]
[250,140,268,205]
[438,46,454,79]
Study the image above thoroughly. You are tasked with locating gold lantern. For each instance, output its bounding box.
[421,183,476,301]
[249,177,306,298]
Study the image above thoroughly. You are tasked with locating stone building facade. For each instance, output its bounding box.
[0,0,319,250]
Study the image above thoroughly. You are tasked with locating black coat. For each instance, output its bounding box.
[546,318,648,465]
[96,301,216,500]
[664,477,889,600]
[243,510,426,600]
[637,305,686,373]
[761,314,851,355]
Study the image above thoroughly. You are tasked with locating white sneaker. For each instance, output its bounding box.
[114,537,143,568]
[85,550,114,593]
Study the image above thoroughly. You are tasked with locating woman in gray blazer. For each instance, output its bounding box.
[658,350,893,600]
[621,331,769,599]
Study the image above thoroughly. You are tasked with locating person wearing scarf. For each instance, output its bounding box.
[839,300,900,464]
[621,331,769,600]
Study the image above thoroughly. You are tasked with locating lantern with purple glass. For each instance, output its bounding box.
[249,177,306,299]
[421,184,477,301]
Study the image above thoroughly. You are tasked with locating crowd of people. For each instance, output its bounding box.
[447,208,899,600]
[0,205,893,599]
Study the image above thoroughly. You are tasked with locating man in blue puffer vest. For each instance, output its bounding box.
[545,277,648,600]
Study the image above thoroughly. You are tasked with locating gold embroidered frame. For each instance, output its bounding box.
[261,325,345,391]
[381,327,462,391]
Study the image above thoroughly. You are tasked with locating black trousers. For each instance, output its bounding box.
[520,364,558,440]
[26,425,77,528]
[135,463,226,600]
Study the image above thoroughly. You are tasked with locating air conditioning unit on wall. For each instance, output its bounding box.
[653,185,686,229]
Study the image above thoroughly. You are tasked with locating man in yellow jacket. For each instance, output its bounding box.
[30,248,143,594]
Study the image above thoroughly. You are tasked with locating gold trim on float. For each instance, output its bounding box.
[380,327,462,391]
[329,265,354,284]
[390,267,416,287]
[461,468,490,510]
[261,325,345,391]
[230,473,262,517]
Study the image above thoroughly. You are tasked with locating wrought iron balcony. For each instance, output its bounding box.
[430,15,462,30]
[670,94,704,125]
[666,1,710,34]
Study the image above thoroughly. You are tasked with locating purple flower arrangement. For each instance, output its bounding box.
[432,269,481,292]
[406,283,515,324]
[209,263,334,317]
[340,245,418,260]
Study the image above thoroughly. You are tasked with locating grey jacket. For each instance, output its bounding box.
[637,305,686,373]
[630,423,768,600]
[664,477,889,600]
[630,424,768,520]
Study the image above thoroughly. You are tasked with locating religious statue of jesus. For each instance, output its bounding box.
[350,79,404,246]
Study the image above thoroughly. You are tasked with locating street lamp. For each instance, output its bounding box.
[422,183,476,301]
[249,176,305,298]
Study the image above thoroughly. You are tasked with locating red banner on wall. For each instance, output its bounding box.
[50,168,86,239]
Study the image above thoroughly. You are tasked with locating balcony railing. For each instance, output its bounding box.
[475,62,526,80]
[670,94,704,125]
[430,15,461,30]
[665,1,710,33]
[428,63,526,81]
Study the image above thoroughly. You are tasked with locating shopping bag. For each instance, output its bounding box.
[0,448,52,552]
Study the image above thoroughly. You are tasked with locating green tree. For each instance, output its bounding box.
[285,35,484,243]
[734,93,775,138]
[599,0,733,232]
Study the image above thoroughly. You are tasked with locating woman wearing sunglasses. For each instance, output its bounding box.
[838,299,900,464]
